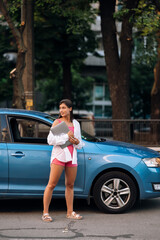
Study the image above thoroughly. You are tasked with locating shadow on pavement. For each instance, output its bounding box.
[0,198,99,213]
[0,197,160,214]
[133,198,160,212]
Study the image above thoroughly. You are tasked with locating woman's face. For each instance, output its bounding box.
[59,103,72,118]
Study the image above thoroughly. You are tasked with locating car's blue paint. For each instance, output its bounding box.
[0,108,49,117]
[0,109,160,203]
[132,161,160,198]
[0,143,8,192]
[7,143,52,193]
[96,140,160,158]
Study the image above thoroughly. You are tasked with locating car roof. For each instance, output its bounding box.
[45,110,94,115]
[0,108,49,118]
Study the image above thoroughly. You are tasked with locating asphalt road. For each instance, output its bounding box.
[0,197,160,240]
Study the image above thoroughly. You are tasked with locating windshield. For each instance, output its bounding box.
[45,115,55,122]
[81,130,105,142]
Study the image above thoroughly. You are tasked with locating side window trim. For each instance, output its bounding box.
[0,115,1,142]
[0,114,11,143]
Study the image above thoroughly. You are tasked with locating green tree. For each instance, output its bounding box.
[0,25,13,103]
[0,0,96,109]
[34,0,96,101]
[0,0,34,109]
[130,33,157,118]
[130,64,154,118]
[132,0,160,119]
[37,66,94,111]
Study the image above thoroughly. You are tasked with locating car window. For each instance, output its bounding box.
[8,117,51,144]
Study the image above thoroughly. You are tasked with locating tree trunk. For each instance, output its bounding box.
[11,51,26,109]
[62,58,72,100]
[22,0,34,110]
[99,0,139,141]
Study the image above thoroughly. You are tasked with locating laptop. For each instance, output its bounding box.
[51,121,71,148]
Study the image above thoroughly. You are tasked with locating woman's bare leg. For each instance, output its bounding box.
[65,167,77,215]
[43,164,64,214]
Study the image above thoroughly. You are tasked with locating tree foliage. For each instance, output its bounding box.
[114,0,160,35]
[0,0,97,109]
[34,0,97,108]
[37,66,94,111]
[36,0,96,34]
[133,0,160,36]
[130,63,154,118]
[0,24,14,102]
[112,0,160,121]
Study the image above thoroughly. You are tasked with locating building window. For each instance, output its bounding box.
[95,85,103,101]
[92,83,112,117]
[95,106,103,117]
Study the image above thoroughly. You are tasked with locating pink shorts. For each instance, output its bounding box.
[52,158,78,167]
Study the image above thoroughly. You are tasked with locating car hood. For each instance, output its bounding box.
[96,140,160,158]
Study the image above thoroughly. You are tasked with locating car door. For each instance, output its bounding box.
[7,116,53,194]
[73,148,85,193]
[0,115,9,193]
[7,115,85,195]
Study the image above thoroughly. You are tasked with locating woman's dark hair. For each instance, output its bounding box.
[59,99,74,122]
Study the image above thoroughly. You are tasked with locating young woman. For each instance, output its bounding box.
[42,99,84,222]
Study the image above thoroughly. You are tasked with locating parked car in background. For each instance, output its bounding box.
[1,108,160,213]
[45,109,95,136]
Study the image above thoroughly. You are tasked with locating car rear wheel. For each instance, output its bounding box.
[93,171,137,213]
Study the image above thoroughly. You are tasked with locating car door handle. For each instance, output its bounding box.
[11,152,25,157]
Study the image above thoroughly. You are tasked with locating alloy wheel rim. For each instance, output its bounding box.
[100,178,131,209]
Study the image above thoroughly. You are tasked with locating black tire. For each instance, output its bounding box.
[93,171,137,213]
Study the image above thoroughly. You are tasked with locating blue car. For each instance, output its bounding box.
[1,109,160,213]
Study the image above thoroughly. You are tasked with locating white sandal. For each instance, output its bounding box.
[66,211,83,220]
[42,213,53,222]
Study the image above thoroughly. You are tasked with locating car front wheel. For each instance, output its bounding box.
[93,171,138,213]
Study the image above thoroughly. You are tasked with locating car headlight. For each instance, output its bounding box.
[142,158,160,167]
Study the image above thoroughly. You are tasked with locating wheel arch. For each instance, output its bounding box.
[89,167,140,200]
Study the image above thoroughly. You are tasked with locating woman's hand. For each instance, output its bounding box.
[69,136,80,145]
[68,131,79,145]
[73,137,80,145]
